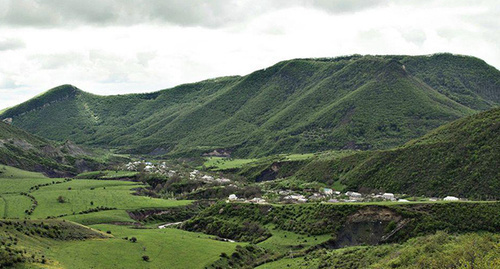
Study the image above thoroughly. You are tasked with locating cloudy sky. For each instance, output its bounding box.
[0,0,499,110]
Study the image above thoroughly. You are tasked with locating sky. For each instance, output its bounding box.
[0,0,499,110]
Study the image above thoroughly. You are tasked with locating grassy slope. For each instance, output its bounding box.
[339,107,500,199]
[2,54,498,157]
[258,232,500,269]
[0,165,191,223]
[0,121,104,176]
[47,224,240,269]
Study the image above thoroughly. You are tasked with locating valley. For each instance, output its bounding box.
[0,54,499,268]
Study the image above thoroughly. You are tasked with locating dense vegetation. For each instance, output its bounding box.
[182,202,500,243]
[337,107,500,199]
[2,54,499,157]
[258,232,500,269]
[0,121,125,176]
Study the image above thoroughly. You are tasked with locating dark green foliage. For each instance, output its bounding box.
[340,108,500,199]
[211,244,278,269]
[3,54,498,157]
[182,202,500,244]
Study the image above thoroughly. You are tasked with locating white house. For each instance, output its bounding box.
[250,197,266,204]
[398,199,410,202]
[201,175,214,181]
[382,193,395,201]
[443,196,459,201]
[228,194,238,201]
[323,188,333,195]
[346,191,362,198]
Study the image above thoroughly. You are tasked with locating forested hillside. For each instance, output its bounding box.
[2,54,499,157]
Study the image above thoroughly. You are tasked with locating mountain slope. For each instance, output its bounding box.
[0,120,101,176]
[345,107,500,199]
[295,107,500,199]
[2,54,499,157]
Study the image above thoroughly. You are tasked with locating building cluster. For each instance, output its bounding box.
[189,170,231,184]
[264,188,464,204]
[227,194,267,204]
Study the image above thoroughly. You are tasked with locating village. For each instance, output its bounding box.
[124,160,464,205]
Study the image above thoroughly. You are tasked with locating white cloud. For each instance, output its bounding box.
[0,0,499,109]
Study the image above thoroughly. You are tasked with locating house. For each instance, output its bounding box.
[382,193,395,201]
[228,194,238,201]
[398,199,410,202]
[346,191,362,197]
[443,196,459,201]
[144,165,155,172]
[216,178,231,183]
[201,175,214,182]
[297,198,308,203]
[429,197,439,202]
[323,188,333,195]
[327,199,339,203]
[250,197,266,204]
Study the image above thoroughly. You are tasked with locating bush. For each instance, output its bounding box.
[57,196,66,203]
[142,255,150,262]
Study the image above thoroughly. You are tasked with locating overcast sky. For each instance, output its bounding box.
[1,0,499,110]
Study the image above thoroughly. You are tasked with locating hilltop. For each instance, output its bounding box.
[2,53,499,157]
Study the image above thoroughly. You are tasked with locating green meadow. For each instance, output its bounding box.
[45,225,241,269]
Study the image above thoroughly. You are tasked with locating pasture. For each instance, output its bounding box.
[47,224,241,269]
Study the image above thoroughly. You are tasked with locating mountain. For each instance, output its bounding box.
[295,107,500,199]
[0,120,102,176]
[1,53,499,157]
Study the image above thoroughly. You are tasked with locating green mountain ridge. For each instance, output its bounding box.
[294,107,500,198]
[2,53,499,157]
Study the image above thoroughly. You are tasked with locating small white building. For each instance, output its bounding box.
[323,188,333,195]
[250,197,266,204]
[443,196,459,201]
[201,175,214,182]
[382,193,396,201]
[216,178,231,183]
[346,191,362,198]
[228,194,238,201]
[398,199,410,202]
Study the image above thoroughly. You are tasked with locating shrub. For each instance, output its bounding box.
[57,196,66,203]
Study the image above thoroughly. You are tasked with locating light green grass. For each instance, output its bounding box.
[47,224,241,269]
[0,196,5,218]
[63,210,135,225]
[283,153,315,161]
[203,157,258,170]
[31,179,192,219]
[76,170,138,179]
[0,165,47,180]
[1,194,33,218]
[258,228,332,253]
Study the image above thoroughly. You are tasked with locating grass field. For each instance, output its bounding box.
[76,170,139,179]
[203,157,258,170]
[46,225,241,269]
[0,165,192,223]
[62,209,136,225]
[31,179,192,219]
[258,227,332,253]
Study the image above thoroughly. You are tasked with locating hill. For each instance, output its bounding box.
[2,53,499,157]
[0,120,103,176]
[294,107,500,199]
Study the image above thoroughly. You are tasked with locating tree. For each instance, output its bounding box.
[57,196,66,203]
[129,237,137,243]
[142,255,150,262]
